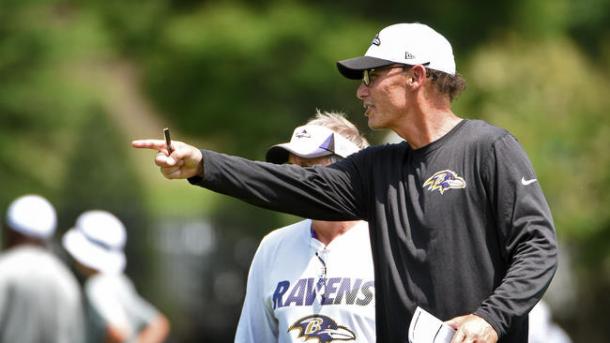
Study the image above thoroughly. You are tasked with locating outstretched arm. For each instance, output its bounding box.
[132,138,369,221]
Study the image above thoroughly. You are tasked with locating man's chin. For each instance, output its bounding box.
[367,119,384,130]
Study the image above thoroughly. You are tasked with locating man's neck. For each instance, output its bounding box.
[4,231,46,249]
[390,84,462,149]
[311,220,358,246]
[394,109,462,149]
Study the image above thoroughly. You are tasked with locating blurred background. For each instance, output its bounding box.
[1,0,609,341]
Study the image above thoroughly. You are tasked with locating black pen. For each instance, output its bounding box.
[163,128,174,154]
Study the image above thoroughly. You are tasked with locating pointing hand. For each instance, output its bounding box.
[131,139,203,180]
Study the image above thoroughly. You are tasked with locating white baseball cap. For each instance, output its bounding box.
[337,23,456,79]
[5,194,57,239]
[266,124,361,164]
[62,210,126,274]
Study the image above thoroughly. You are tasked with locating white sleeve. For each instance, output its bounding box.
[0,269,7,324]
[234,239,278,343]
[87,278,132,335]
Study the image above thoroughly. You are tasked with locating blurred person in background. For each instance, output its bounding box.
[63,210,170,343]
[235,111,375,342]
[133,22,558,343]
[528,300,572,343]
[0,194,85,343]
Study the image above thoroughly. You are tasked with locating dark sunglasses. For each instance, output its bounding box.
[362,63,429,86]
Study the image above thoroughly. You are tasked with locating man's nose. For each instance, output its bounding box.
[356,83,369,100]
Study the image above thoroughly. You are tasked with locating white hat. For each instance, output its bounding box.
[266,124,361,164]
[5,194,56,239]
[337,23,456,79]
[62,210,126,274]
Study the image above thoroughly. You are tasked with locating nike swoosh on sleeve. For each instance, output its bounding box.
[521,177,537,185]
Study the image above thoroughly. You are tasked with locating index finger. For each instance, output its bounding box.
[131,139,168,151]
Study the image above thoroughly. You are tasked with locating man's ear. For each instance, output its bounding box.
[406,65,428,90]
[411,65,427,82]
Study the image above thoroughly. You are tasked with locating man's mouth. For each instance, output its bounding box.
[363,103,373,116]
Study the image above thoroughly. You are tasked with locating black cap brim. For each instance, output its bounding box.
[265,146,290,164]
[336,56,395,79]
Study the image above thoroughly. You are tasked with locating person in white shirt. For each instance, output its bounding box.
[0,194,85,343]
[528,301,572,343]
[235,110,375,343]
[63,210,170,343]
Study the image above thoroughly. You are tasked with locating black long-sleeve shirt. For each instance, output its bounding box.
[190,119,558,342]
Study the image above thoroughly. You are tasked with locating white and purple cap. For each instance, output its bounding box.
[266,125,360,164]
[337,23,456,79]
[63,210,127,274]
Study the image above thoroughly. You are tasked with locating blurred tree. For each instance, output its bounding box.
[57,105,155,297]
[1,0,609,341]
[143,2,377,157]
[0,0,113,206]
[73,0,168,55]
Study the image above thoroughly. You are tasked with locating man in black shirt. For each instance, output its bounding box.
[133,23,558,343]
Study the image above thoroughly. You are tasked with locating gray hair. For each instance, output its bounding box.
[305,110,369,163]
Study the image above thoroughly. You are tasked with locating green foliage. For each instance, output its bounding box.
[57,105,152,281]
[143,2,377,157]
[2,0,610,341]
[511,0,572,38]
[57,106,147,223]
[0,0,114,206]
[73,0,168,54]
[459,35,610,241]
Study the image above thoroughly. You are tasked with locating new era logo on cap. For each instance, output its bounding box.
[337,23,456,79]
